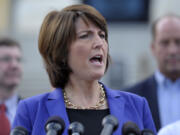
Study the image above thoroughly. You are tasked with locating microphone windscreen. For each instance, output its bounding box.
[100,115,119,135]
[10,126,28,135]
[102,115,119,131]
[68,121,84,135]
[45,116,65,134]
[122,121,141,135]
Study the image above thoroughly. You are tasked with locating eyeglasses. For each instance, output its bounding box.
[0,56,22,63]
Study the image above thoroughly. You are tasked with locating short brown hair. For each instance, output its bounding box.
[0,37,21,48]
[38,4,110,88]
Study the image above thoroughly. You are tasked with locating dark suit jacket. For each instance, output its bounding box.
[12,83,156,135]
[124,75,161,131]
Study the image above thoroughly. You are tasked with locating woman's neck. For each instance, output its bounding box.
[64,79,104,109]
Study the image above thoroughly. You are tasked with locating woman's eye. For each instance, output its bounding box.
[79,34,88,39]
[99,33,105,39]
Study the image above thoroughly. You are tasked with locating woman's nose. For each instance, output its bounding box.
[92,35,104,49]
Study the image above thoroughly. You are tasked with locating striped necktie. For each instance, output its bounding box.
[0,104,10,135]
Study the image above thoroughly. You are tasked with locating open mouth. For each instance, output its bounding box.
[90,55,103,64]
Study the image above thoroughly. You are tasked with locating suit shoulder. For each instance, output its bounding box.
[18,92,50,108]
[123,75,155,92]
[117,90,150,115]
[109,88,146,104]
[119,90,146,102]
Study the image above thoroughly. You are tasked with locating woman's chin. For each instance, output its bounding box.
[91,72,105,80]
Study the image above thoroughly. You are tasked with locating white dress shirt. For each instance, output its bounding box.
[155,70,180,127]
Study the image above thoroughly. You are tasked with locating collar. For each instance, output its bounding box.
[154,70,166,86]
[155,70,180,87]
[48,82,122,100]
[1,93,19,117]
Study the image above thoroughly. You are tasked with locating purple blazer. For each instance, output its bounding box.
[12,83,157,135]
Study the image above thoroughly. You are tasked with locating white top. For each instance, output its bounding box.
[158,120,180,135]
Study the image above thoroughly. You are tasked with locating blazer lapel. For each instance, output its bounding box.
[46,88,70,135]
[146,75,161,130]
[104,85,125,135]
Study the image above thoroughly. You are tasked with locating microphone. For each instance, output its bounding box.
[100,115,119,135]
[68,121,84,135]
[122,121,141,135]
[10,126,28,135]
[141,129,154,135]
[45,116,65,135]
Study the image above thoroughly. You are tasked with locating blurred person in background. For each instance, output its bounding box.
[0,38,23,135]
[12,4,156,135]
[124,14,180,131]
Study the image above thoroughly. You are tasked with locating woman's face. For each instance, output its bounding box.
[68,18,108,81]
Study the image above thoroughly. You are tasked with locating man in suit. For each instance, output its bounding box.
[0,38,23,135]
[124,14,180,131]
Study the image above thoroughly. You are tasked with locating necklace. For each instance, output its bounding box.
[63,84,106,110]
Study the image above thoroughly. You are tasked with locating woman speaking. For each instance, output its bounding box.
[12,4,156,135]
